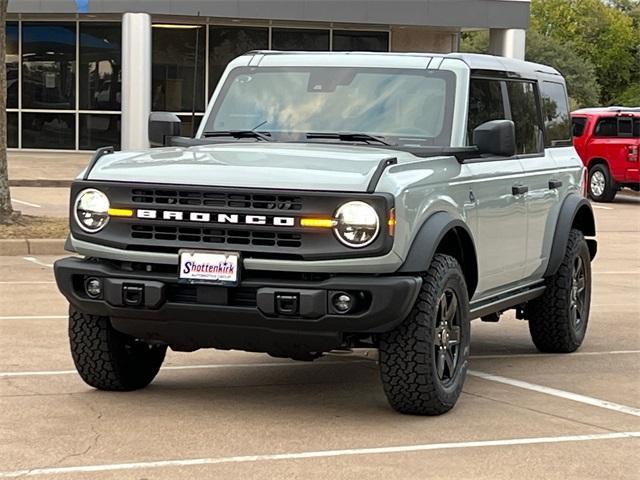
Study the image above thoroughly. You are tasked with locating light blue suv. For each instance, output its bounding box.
[55,52,597,415]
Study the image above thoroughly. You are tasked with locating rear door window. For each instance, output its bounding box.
[505,81,543,154]
[467,78,506,144]
[540,81,571,147]
[594,118,618,137]
[572,117,587,137]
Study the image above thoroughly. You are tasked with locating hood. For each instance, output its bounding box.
[85,143,402,192]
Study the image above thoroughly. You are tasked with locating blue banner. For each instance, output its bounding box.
[76,0,89,13]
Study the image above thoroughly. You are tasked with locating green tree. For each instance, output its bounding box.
[460,30,601,108]
[531,0,637,103]
[0,0,14,222]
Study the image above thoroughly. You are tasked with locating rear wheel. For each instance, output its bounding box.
[69,306,167,391]
[378,254,470,415]
[588,164,617,202]
[526,229,591,353]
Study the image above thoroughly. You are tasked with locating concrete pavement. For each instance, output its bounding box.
[0,197,638,479]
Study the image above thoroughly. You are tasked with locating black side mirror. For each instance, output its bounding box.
[149,112,181,147]
[473,120,516,157]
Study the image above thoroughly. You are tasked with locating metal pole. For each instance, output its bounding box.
[121,12,152,150]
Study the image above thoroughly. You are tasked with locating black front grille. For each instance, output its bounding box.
[131,188,303,211]
[131,224,303,248]
[166,284,258,307]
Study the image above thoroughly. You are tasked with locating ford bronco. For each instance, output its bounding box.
[54,52,597,415]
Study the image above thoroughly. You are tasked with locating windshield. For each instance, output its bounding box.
[203,66,456,147]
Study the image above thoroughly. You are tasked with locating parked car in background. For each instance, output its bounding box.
[571,108,640,202]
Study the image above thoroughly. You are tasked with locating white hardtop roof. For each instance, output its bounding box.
[236,51,562,78]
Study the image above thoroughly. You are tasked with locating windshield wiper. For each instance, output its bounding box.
[306,132,394,146]
[203,130,272,142]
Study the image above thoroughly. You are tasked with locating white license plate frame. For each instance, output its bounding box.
[178,250,241,286]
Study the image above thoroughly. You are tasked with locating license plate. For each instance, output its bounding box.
[178,250,240,286]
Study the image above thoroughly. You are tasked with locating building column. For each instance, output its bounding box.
[121,12,152,150]
[489,28,526,60]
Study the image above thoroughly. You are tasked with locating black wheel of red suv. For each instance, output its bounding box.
[588,164,617,202]
[378,254,470,416]
[526,229,592,353]
[69,306,167,391]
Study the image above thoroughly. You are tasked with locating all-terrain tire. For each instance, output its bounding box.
[378,254,470,416]
[588,164,617,202]
[69,306,167,391]
[527,229,591,353]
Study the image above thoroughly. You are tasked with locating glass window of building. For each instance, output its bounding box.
[22,113,75,149]
[177,114,203,137]
[332,30,389,52]
[6,22,18,109]
[79,23,122,111]
[208,26,268,95]
[271,28,329,51]
[7,112,18,148]
[80,114,121,150]
[152,24,205,113]
[22,23,76,110]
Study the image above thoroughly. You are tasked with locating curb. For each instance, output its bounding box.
[9,179,72,188]
[0,239,67,256]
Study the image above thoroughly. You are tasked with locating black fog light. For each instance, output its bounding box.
[85,277,102,298]
[332,292,354,314]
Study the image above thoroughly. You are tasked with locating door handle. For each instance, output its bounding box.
[512,185,529,195]
[548,179,563,189]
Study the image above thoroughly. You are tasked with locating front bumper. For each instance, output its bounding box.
[54,257,421,354]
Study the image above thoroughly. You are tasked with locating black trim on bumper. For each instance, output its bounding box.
[54,257,421,353]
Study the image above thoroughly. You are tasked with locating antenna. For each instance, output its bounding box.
[191,12,201,138]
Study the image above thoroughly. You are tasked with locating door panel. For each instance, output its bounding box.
[462,159,527,298]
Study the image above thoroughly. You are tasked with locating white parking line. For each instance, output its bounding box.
[0,360,371,378]
[469,370,640,417]
[0,315,66,320]
[0,431,637,478]
[22,257,54,268]
[470,349,640,360]
[592,205,613,210]
[12,198,41,208]
[2,350,638,378]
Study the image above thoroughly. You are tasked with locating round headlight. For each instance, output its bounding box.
[74,188,110,233]
[333,201,380,248]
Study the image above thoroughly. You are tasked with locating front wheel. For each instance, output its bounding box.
[69,306,167,391]
[526,229,592,353]
[378,254,470,415]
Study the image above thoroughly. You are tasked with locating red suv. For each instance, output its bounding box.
[571,107,640,202]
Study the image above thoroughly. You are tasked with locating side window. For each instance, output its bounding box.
[505,81,543,154]
[618,118,633,137]
[634,119,640,137]
[594,118,617,137]
[541,81,571,147]
[467,78,506,144]
[572,117,587,137]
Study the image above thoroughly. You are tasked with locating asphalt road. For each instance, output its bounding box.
[1,194,639,479]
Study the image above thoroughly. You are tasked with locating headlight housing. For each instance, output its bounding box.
[74,188,110,233]
[333,201,380,248]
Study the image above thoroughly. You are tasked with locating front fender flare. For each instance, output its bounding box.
[398,211,478,297]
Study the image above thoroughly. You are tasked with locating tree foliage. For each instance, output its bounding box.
[460,0,639,107]
[460,30,600,108]
[531,0,638,104]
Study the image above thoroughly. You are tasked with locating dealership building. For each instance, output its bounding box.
[5,0,530,151]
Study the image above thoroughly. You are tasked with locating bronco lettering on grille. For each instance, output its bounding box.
[135,209,295,227]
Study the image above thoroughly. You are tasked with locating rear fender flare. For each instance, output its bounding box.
[545,194,597,277]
